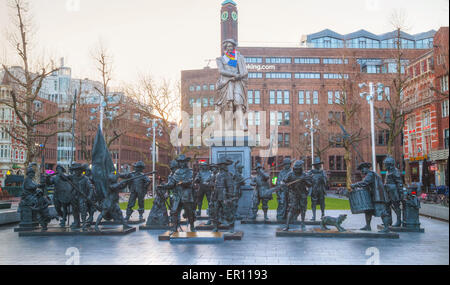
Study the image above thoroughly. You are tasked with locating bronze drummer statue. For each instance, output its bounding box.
[351,162,391,232]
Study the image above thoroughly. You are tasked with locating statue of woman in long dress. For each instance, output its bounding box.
[216,38,248,131]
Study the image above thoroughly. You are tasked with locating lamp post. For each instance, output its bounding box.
[358,82,384,171]
[146,119,163,195]
[304,115,320,166]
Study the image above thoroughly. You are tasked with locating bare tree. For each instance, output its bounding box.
[0,0,74,166]
[126,76,180,171]
[91,45,128,148]
[329,51,367,190]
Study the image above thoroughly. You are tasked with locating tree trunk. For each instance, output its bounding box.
[404,159,411,185]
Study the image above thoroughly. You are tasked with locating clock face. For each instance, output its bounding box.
[232,11,238,21]
[221,11,229,21]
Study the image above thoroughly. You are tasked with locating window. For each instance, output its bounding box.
[313,91,319,104]
[210,97,214,106]
[248,90,253,105]
[277,91,283,104]
[441,75,449,92]
[254,90,261,104]
[189,86,195,92]
[196,86,201,91]
[385,87,391,101]
[444,129,449,149]
[335,91,340,104]
[278,133,284,147]
[203,85,208,91]
[246,57,263,64]
[305,91,311,105]
[323,58,348,64]
[248,72,263,79]
[328,91,333,104]
[299,91,305,104]
[442,100,449,118]
[294,73,320,79]
[299,111,304,121]
[284,91,290,104]
[209,84,215,91]
[270,112,276,126]
[323,73,349,79]
[282,112,290,126]
[284,134,290,147]
[270,91,275,104]
[255,112,261,126]
[277,112,283,126]
[294,58,320,64]
[202,97,208,107]
[265,57,292,64]
[422,111,431,128]
[266,72,292,79]
[189,98,194,106]
[248,112,254,126]
[329,156,335,170]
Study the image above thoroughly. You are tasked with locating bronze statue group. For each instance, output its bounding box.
[18,153,420,234]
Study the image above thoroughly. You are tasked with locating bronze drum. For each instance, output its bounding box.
[349,188,374,214]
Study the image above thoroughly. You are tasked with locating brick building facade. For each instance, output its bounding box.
[180,0,437,186]
[403,27,449,187]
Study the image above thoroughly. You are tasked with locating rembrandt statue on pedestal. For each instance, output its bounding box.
[216,38,248,131]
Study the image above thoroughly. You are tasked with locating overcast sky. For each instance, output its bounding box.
[0,0,448,86]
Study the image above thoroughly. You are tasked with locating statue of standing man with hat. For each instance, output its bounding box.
[276,158,292,222]
[249,163,272,221]
[120,161,152,222]
[309,157,328,221]
[216,38,248,131]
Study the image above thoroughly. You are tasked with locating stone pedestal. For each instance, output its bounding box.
[209,135,255,220]
[15,207,39,232]
[276,228,400,239]
[158,230,243,242]
[241,219,321,226]
[100,219,145,225]
[377,224,425,233]
[18,226,136,237]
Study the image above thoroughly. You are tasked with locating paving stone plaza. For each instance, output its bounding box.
[0,210,448,265]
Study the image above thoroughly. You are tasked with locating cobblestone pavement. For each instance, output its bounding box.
[0,210,448,265]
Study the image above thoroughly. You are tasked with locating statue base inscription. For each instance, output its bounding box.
[18,226,136,237]
[275,228,400,239]
[377,224,425,233]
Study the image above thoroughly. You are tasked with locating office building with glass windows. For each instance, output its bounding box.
[181,0,438,186]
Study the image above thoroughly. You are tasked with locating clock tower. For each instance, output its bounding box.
[220,0,238,54]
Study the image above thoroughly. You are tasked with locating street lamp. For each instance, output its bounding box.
[359,82,384,171]
[146,119,163,195]
[304,114,320,165]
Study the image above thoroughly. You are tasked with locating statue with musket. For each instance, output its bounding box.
[276,158,292,222]
[249,163,272,221]
[18,166,42,228]
[210,158,235,232]
[232,163,246,220]
[309,157,328,221]
[193,161,213,217]
[205,164,219,226]
[95,172,131,232]
[383,157,403,227]
[31,189,58,231]
[351,162,391,232]
[216,38,249,131]
[281,160,313,231]
[157,155,196,233]
[46,164,74,227]
[68,162,94,230]
[120,161,152,222]
[83,164,97,225]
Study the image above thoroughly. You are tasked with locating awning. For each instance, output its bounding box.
[429,149,449,161]
[4,175,24,184]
